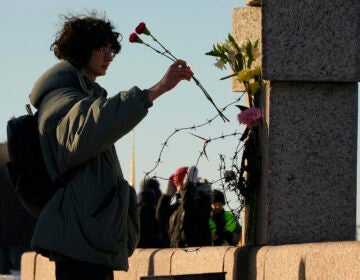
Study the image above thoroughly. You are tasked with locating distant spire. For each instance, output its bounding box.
[129,129,135,187]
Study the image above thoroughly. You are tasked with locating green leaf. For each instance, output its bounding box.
[234,53,244,71]
[205,44,226,58]
[227,34,241,52]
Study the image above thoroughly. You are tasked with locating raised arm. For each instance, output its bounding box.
[147,60,193,102]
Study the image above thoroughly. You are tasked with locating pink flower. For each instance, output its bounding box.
[135,22,151,35]
[237,107,262,128]
[129,33,143,43]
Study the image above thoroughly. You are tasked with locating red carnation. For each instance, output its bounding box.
[129,33,143,43]
[128,22,229,122]
[135,22,150,35]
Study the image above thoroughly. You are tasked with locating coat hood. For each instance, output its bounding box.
[29,61,106,109]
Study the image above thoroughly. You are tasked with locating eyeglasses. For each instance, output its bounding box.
[98,47,116,58]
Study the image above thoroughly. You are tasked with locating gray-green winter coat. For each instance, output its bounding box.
[29,61,151,270]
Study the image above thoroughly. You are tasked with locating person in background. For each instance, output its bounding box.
[138,177,162,206]
[209,190,241,246]
[29,12,193,280]
[168,166,212,248]
[165,174,177,197]
[136,186,165,248]
[0,146,36,276]
[155,174,178,247]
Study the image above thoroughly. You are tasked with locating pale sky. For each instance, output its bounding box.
[0,0,246,199]
[1,1,359,227]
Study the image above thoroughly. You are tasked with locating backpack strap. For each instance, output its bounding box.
[31,103,82,189]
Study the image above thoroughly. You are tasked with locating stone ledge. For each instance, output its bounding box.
[20,242,360,279]
[240,241,360,279]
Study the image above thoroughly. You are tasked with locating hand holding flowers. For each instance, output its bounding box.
[147,60,193,102]
[129,22,229,122]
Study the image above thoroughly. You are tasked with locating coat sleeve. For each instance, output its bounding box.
[41,86,152,170]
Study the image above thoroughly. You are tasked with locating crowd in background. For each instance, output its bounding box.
[0,155,241,276]
[136,165,242,249]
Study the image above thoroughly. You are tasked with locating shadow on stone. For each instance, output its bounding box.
[140,272,226,280]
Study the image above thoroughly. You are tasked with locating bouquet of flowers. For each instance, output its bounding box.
[206,33,264,245]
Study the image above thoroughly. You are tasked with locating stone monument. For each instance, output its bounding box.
[233,0,358,245]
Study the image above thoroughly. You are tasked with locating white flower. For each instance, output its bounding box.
[224,42,235,53]
[217,41,227,48]
[214,58,227,70]
[251,46,261,60]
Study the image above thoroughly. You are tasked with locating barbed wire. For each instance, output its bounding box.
[141,93,249,223]
[139,93,250,250]
[143,94,245,179]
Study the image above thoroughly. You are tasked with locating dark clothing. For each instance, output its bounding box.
[155,194,179,248]
[29,61,144,270]
[55,258,113,280]
[0,246,24,274]
[0,164,36,248]
[137,190,166,248]
[0,158,35,274]
[139,178,162,206]
[169,181,212,248]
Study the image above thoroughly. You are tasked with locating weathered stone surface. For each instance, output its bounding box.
[34,254,55,280]
[257,81,357,244]
[306,242,360,279]
[115,249,161,280]
[20,243,360,279]
[115,247,235,279]
[20,252,36,280]
[262,0,360,81]
[170,247,230,275]
[237,242,360,280]
[232,7,262,92]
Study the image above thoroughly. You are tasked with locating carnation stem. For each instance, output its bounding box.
[192,76,230,122]
[142,42,176,62]
[149,34,178,61]
[148,34,229,122]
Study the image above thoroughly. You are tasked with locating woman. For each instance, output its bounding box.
[29,12,193,280]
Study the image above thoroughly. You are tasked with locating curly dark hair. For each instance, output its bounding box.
[51,12,122,68]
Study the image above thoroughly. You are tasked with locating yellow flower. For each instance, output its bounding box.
[249,82,260,94]
[237,68,254,82]
[217,41,228,48]
[253,66,262,77]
